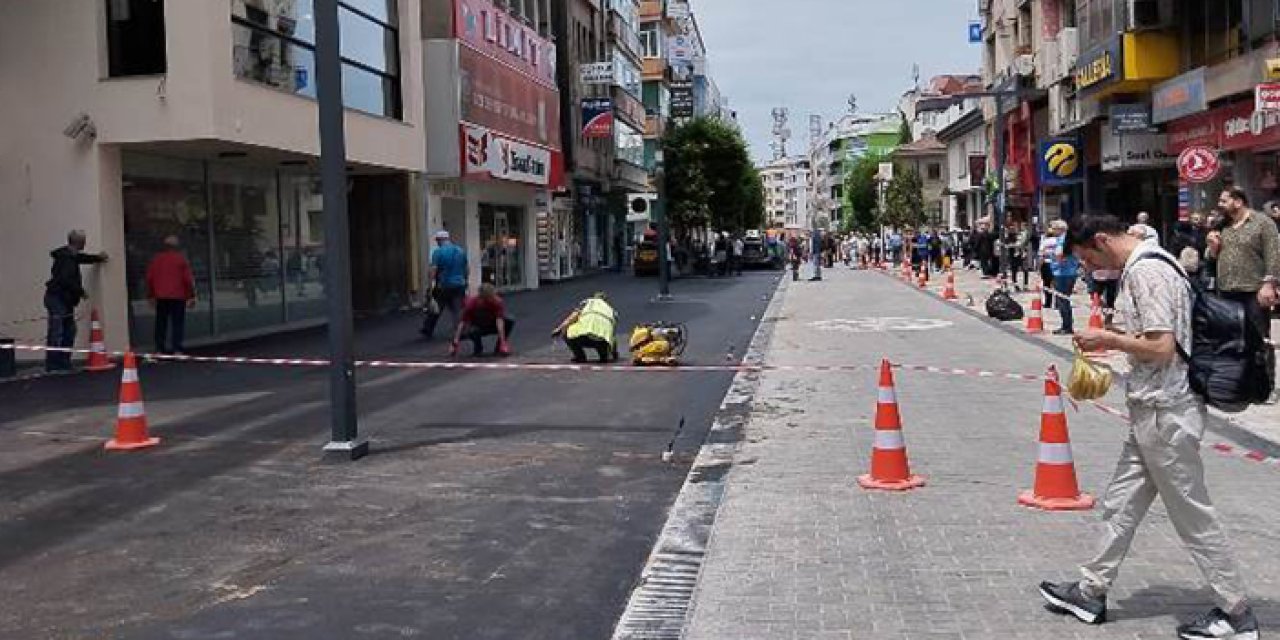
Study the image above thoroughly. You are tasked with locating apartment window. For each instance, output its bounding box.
[927,163,942,181]
[1247,0,1276,48]
[230,0,402,119]
[106,0,167,76]
[639,23,661,58]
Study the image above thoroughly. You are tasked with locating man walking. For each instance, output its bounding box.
[44,230,108,372]
[145,236,197,355]
[421,230,469,340]
[1038,214,1258,640]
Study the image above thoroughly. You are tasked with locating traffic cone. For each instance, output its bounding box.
[85,308,115,372]
[1088,293,1105,331]
[942,270,958,300]
[858,360,925,491]
[1018,371,1093,511]
[917,266,928,289]
[1026,290,1045,334]
[105,352,160,451]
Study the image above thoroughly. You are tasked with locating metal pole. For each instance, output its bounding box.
[994,95,1008,232]
[316,0,366,460]
[655,154,672,299]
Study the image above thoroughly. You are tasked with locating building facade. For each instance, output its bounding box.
[892,135,950,227]
[806,113,901,229]
[759,156,811,231]
[1,0,426,356]
[422,0,564,294]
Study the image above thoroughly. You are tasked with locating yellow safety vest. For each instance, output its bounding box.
[567,298,617,346]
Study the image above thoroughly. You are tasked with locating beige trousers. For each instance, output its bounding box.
[1080,399,1248,612]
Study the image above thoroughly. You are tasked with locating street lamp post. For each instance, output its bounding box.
[315,0,366,460]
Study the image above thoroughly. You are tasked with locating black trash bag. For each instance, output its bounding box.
[986,289,1024,322]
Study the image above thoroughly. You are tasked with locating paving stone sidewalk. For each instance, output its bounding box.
[943,265,1280,446]
[682,267,1280,640]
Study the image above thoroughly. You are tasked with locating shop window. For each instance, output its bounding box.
[230,0,402,119]
[1247,0,1276,49]
[209,164,284,335]
[106,0,167,77]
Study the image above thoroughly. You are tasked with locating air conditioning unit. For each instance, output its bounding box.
[1058,27,1080,72]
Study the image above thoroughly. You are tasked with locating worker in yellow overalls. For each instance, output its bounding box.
[552,292,619,363]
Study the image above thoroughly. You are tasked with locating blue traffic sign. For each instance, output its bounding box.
[968,22,983,43]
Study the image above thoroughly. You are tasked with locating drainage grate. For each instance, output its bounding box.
[611,551,704,639]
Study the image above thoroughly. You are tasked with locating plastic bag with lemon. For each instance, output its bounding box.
[1068,345,1113,401]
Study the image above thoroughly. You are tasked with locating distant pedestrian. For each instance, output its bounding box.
[421,230,469,340]
[732,235,744,276]
[1048,220,1080,335]
[1133,211,1161,245]
[145,235,197,355]
[44,230,108,372]
[451,283,515,357]
[1039,213,1258,640]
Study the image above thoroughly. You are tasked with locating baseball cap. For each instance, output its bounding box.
[434,230,450,241]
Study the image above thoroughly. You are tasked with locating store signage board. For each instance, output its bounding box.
[670,81,695,118]
[581,98,614,139]
[1101,129,1175,171]
[1074,36,1122,95]
[1110,103,1156,134]
[1257,83,1280,112]
[968,22,982,44]
[1039,138,1084,185]
[1177,146,1220,184]
[579,62,613,85]
[463,124,552,186]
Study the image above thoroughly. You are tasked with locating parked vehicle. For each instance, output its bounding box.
[740,237,781,269]
[633,240,661,276]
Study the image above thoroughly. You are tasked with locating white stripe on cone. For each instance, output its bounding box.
[877,387,896,404]
[1038,442,1075,464]
[1043,394,1065,414]
[117,401,146,419]
[121,368,139,384]
[874,429,905,450]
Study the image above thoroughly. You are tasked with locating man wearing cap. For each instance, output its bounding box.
[421,230,469,340]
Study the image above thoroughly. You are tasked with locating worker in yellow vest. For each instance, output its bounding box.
[552,292,619,363]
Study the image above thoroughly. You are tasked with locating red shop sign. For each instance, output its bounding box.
[455,0,557,88]
[459,43,561,150]
[1166,110,1219,155]
[1219,101,1280,152]
[1177,146,1221,184]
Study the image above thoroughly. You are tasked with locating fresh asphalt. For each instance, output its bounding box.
[0,269,780,639]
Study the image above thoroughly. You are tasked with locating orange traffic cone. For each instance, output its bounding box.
[105,352,160,451]
[917,266,928,289]
[1088,293,1105,331]
[1018,371,1093,511]
[85,308,115,372]
[942,270,958,300]
[858,360,925,491]
[1026,289,1045,334]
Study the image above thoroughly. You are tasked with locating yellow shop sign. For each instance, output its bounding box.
[1075,48,1117,90]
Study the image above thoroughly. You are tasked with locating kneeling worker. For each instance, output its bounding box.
[552,292,619,363]
[451,283,515,357]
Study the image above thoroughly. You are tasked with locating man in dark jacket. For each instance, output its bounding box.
[45,230,108,372]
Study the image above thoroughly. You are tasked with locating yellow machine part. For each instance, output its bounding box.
[629,326,678,366]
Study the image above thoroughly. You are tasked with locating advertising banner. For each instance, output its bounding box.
[456,0,557,87]
[1039,137,1084,185]
[670,81,694,118]
[463,124,555,186]
[1152,67,1207,124]
[459,43,561,150]
[582,98,614,139]
[579,62,613,85]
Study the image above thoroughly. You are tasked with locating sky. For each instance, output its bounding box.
[693,0,983,163]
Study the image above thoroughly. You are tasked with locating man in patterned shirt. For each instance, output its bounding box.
[1036,214,1258,640]
[1209,188,1279,340]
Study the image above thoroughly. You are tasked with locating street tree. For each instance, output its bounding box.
[881,164,926,231]
[662,117,761,238]
[843,153,884,234]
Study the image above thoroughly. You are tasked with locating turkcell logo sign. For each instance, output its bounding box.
[1039,138,1084,185]
[968,22,982,43]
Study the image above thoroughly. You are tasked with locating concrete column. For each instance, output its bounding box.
[464,190,482,294]
[95,145,130,353]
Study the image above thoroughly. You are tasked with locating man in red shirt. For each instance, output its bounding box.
[145,236,197,354]
[451,283,515,357]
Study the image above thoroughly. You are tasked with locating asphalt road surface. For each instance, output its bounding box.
[0,270,778,639]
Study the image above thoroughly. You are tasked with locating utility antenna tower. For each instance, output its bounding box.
[770,107,791,160]
[808,114,823,146]
[847,94,858,115]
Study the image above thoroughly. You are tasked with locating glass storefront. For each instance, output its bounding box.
[122,153,330,348]
[478,204,525,291]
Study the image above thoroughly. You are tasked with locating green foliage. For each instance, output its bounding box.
[661,117,761,235]
[842,153,885,234]
[881,164,927,231]
[898,112,913,144]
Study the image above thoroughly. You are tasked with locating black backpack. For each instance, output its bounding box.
[1134,253,1274,412]
[985,288,1025,321]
